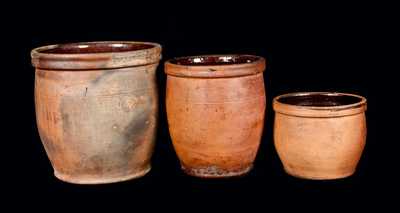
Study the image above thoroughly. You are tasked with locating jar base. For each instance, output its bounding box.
[53,166,151,184]
[181,164,253,178]
[283,166,355,180]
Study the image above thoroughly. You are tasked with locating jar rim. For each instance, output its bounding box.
[273,92,367,117]
[164,54,266,78]
[31,41,162,70]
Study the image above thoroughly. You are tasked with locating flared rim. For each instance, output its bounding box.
[31,41,162,70]
[273,92,367,117]
[164,54,266,78]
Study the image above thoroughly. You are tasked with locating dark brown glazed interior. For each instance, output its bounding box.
[40,42,155,54]
[169,55,261,66]
[277,93,362,107]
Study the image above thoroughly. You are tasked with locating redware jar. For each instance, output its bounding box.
[31,41,161,184]
[165,55,266,178]
[273,92,367,180]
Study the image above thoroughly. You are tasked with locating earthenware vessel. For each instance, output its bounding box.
[165,55,266,178]
[31,41,161,184]
[273,92,367,180]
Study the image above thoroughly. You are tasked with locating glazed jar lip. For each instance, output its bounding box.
[273,92,367,118]
[164,55,266,78]
[31,41,162,70]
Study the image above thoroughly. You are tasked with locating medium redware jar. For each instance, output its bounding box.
[273,92,367,180]
[165,55,266,178]
[31,41,161,184]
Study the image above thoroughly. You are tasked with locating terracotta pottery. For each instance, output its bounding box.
[165,55,266,178]
[31,41,161,184]
[273,92,367,180]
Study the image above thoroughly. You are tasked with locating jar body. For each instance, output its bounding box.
[35,64,159,184]
[166,73,266,177]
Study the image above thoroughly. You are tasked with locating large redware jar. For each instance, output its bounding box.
[31,41,161,184]
[165,55,266,178]
[273,92,367,180]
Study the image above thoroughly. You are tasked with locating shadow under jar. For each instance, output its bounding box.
[31,41,161,184]
[165,55,266,178]
[273,92,367,180]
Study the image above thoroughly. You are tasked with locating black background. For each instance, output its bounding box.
[2,1,397,209]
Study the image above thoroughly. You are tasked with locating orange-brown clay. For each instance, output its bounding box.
[165,55,266,178]
[273,92,367,180]
[31,41,161,184]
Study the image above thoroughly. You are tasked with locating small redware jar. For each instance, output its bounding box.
[273,92,367,180]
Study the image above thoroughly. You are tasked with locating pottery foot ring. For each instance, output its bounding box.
[181,164,253,178]
[53,165,151,184]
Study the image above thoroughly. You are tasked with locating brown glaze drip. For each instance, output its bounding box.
[278,94,362,107]
[170,55,261,66]
[40,42,155,54]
